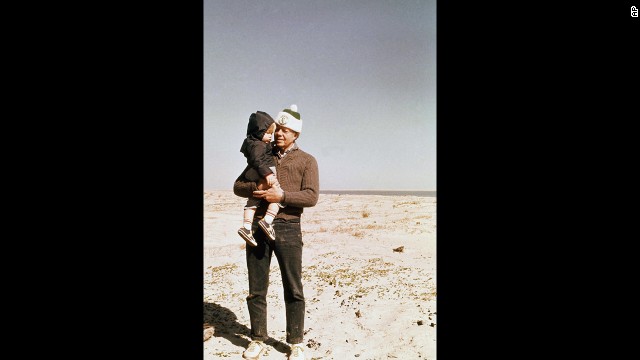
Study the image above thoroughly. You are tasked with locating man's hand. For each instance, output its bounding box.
[253,186,284,203]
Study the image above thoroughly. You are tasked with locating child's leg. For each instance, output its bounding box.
[243,207,256,230]
[263,167,281,224]
[266,166,286,210]
[239,183,263,246]
[263,202,280,224]
[242,195,261,230]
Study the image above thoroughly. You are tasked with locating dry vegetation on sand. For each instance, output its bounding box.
[203,190,436,359]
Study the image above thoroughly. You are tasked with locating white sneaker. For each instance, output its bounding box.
[242,340,267,360]
[288,344,305,360]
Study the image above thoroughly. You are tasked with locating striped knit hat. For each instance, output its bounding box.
[275,104,302,133]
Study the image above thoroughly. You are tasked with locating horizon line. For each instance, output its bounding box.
[204,188,437,192]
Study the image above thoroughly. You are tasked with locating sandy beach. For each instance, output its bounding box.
[204,190,437,359]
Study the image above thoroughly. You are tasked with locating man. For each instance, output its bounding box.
[233,104,319,360]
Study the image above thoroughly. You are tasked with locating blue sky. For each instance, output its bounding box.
[204,0,436,191]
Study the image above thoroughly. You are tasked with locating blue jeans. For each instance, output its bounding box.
[246,218,305,344]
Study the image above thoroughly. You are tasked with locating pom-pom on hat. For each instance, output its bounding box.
[275,104,302,133]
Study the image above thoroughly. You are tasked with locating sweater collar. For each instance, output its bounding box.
[276,142,298,159]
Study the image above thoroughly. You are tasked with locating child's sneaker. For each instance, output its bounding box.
[238,228,258,247]
[258,219,276,241]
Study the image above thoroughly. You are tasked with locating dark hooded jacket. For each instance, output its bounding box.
[239,111,276,182]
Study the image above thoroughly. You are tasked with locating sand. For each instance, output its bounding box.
[204,190,437,359]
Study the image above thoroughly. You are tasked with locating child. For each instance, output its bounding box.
[237,111,283,246]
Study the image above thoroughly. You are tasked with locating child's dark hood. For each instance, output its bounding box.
[246,111,275,140]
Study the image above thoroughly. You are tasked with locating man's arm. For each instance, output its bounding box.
[281,156,319,208]
[233,173,258,198]
[254,155,319,208]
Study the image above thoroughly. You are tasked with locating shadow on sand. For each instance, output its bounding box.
[203,302,289,354]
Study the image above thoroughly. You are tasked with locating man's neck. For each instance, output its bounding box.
[278,142,296,154]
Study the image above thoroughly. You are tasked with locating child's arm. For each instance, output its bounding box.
[266,173,279,187]
[246,141,276,179]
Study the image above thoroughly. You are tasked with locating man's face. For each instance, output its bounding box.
[274,125,298,150]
